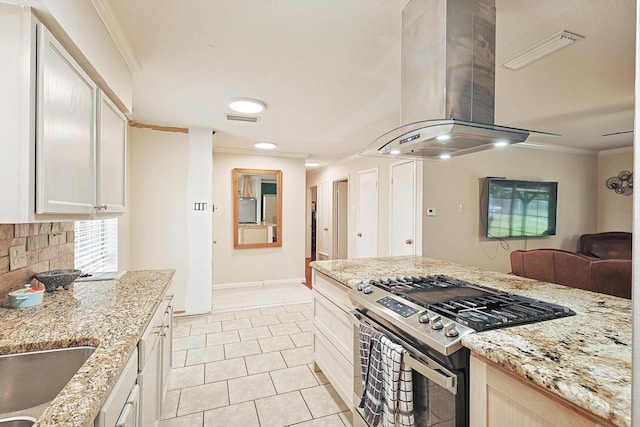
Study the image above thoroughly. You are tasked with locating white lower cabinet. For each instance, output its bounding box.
[93,292,173,427]
[470,354,610,427]
[312,271,355,409]
[138,294,173,427]
[94,348,139,427]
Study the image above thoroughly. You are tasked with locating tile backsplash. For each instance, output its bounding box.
[0,222,75,303]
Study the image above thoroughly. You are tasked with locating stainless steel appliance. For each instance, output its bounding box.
[360,0,558,161]
[349,274,575,427]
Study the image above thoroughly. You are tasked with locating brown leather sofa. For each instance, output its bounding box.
[510,249,631,299]
[578,231,632,260]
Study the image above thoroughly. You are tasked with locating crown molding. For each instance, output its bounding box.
[598,145,633,156]
[515,141,596,155]
[91,0,142,74]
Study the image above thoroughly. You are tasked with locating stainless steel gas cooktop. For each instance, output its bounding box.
[348,274,575,355]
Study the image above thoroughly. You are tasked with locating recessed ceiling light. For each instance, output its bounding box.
[305,162,319,167]
[436,134,451,142]
[229,98,266,114]
[494,140,509,147]
[254,142,277,150]
[390,149,401,155]
[439,153,451,160]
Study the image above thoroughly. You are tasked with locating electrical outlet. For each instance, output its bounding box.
[9,245,26,270]
[426,208,437,216]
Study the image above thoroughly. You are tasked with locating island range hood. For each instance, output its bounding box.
[361,0,557,160]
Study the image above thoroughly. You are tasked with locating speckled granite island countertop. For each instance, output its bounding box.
[311,256,631,427]
[0,269,175,427]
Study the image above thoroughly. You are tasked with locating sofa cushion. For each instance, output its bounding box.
[579,232,632,260]
[510,248,631,299]
[591,259,632,299]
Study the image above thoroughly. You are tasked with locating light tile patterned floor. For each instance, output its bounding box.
[161,286,353,427]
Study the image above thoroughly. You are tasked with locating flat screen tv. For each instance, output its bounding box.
[482,178,558,239]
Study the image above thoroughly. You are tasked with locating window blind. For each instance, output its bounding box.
[74,219,118,272]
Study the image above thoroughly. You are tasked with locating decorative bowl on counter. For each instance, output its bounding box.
[8,285,45,308]
[34,269,82,292]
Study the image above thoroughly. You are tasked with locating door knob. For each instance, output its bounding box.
[405,239,413,244]
[357,233,362,237]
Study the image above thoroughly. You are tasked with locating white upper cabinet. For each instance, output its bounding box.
[0,4,127,222]
[36,24,97,214]
[97,90,127,213]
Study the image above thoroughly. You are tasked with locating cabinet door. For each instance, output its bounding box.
[138,338,161,427]
[97,90,126,213]
[160,302,173,406]
[36,24,96,214]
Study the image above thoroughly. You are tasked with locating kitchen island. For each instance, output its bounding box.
[0,269,174,427]
[310,256,630,427]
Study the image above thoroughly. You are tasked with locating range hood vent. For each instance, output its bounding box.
[361,0,557,160]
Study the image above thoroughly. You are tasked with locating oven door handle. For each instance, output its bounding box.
[351,310,458,393]
[403,353,455,391]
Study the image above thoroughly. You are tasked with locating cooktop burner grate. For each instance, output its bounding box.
[369,274,575,331]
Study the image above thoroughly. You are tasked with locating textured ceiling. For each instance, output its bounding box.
[107,0,635,165]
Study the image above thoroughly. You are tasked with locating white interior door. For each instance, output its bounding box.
[356,168,378,258]
[391,161,416,256]
[334,180,348,259]
[317,181,333,259]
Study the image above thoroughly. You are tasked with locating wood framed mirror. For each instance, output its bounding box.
[233,168,283,248]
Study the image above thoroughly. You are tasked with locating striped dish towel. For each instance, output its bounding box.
[380,335,415,427]
[358,323,385,426]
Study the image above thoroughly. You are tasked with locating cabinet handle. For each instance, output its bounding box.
[94,204,108,211]
[357,233,362,237]
[115,384,138,427]
[115,402,133,427]
[405,239,413,244]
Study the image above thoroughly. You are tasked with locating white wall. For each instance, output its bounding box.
[309,146,601,274]
[307,156,423,260]
[212,149,306,286]
[421,146,598,273]
[120,127,213,315]
[597,147,634,232]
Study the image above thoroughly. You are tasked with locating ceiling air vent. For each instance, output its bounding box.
[226,114,259,123]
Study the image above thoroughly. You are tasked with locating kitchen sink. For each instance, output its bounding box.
[0,346,96,414]
[0,417,36,427]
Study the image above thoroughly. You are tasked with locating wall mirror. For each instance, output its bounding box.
[233,168,283,248]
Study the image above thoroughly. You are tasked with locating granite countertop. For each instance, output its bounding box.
[311,256,631,427]
[0,269,175,427]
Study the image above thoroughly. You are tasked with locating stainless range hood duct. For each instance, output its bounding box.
[361,0,557,160]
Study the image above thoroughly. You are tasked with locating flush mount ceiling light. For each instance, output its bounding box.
[503,30,585,70]
[305,162,319,167]
[439,153,451,160]
[229,98,266,114]
[254,142,277,150]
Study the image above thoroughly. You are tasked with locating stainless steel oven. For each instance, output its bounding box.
[348,274,575,427]
[351,310,468,427]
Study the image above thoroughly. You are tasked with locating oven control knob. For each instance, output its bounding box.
[363,285,373,294]
[429,314,444,330]
[357,282,365,291]
[418,312,430,324]
[443,322,459,337]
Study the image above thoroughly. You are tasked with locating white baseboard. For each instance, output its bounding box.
[213,277,306,290]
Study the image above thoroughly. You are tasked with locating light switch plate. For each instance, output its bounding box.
[9,245,27,270]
